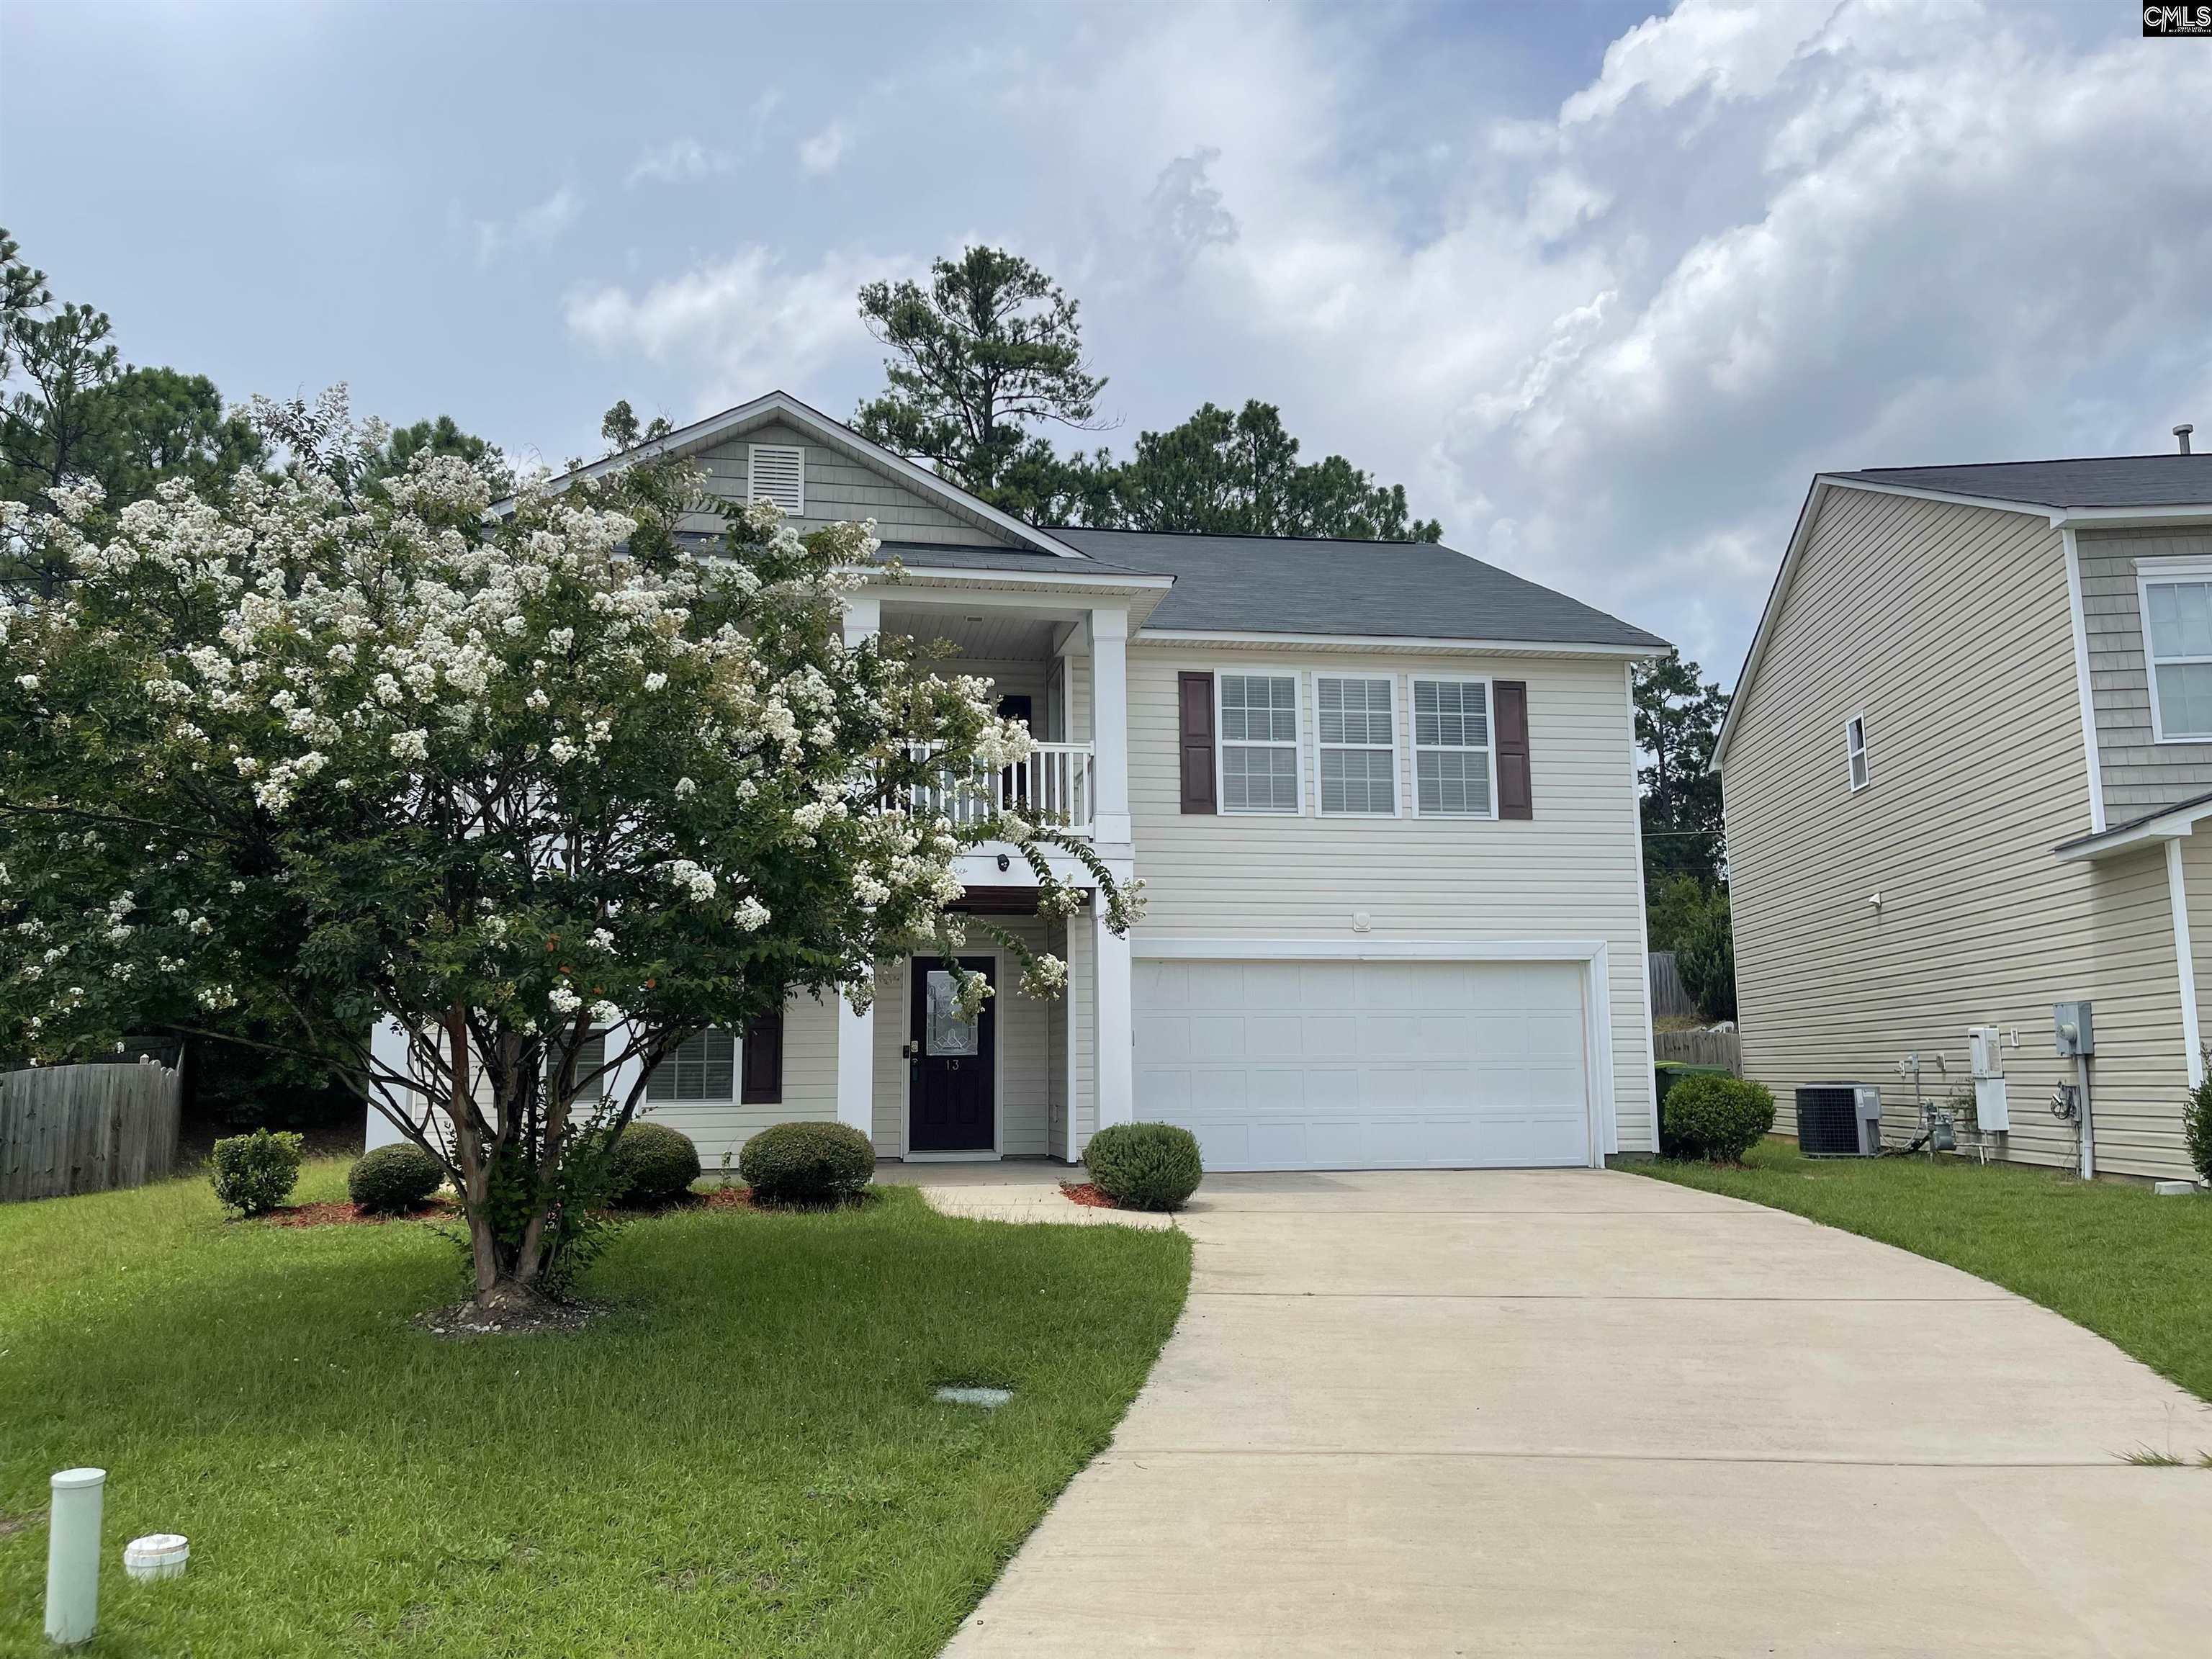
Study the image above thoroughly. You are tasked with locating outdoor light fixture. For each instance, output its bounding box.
[997,853,1011,872]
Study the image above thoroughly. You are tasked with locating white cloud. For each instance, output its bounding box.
[475,184,582,265]
[798,120,851,176]
[626,138,730,186]
[564,246,907,414]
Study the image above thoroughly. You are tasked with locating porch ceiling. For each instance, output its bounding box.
[881,606,1065,662]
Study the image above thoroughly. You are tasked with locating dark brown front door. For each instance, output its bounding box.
[909,957,996,1153]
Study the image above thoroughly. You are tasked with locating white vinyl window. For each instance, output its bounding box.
[647,1028,735,1102]
[1411,678,1496,817]
[747,444,805,516]
[1316,676,1396,814]
[1218,673,1301,814]
[2141,568,2212,740]
[1845,713,1869,791]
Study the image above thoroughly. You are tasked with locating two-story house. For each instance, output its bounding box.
[1714,440,2212,1182]
[367,391,1667,1173]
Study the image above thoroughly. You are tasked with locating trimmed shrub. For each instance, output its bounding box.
[739,1120,875,1205]
[1660,1073,1775,1164]
[1084,1121,1203,1212]
[210,1128,303,1215]
[607,1121,702,1208]
[348,1143,443,1214]
[2185,1070,2212,1187]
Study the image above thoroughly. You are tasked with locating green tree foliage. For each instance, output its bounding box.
[365,413,511,498]
[80,366,267,503]
[0,227,51,383]
[1676,890,1737,1024]
[1635,651,1730,895]
[854,246,1107,516]
[1078,400,1442,541]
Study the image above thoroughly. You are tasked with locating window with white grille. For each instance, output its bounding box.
[2142,567,2212,739]
[747,444,805,516]
[1317,676,1395,814]
[647,1029,735,1102]
[1218,673,1300,814]
[1845,713,1869,791]
[1412,679,1495,817]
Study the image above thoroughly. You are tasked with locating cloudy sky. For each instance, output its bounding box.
[4,0,2208,675]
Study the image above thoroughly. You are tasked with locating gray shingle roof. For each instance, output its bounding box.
[1829,454,2212,511]
[1048,528,1668,649]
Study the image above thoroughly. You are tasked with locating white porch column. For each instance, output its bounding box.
[2168,839,2203,1087]
[837,980,876,1139]
[365,1017,418,1150]
[842,592,881,649]
[1092,899,1134,1132]
[1088,606,1131,845]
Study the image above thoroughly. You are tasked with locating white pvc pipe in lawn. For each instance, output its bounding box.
[45,1467,104,1646]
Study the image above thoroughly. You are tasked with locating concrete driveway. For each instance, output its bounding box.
[943,1169,2212,1658]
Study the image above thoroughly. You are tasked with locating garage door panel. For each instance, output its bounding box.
[1134,957,1593,1171]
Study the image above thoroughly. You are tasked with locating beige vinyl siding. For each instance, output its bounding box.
[2080,526,2212,816]
[1125,646,1655,1154]
[685,421,1016,547]
[866,920,1063,1157]
[1722,487,2198,1179]
[634,989,837,1172]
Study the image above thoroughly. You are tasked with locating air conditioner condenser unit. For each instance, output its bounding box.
[1797,1084,1883,1156]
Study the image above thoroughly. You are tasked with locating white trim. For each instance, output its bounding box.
[2059,504,2212,529]
[1313,670,1401,817]
[900,950,1002,1160]
[745,442,805,517]
[1407,673,1501,820]
[493,389,1089,559]
[2134,557,2212,744]
[2170,840,2204,1089]
[2062,526,2107,832]
[1134,626,1658,658]
[1844,711,1869,793]
[2056,798,2212,861]
[1129,935,1614,1171]
[1806,475,2060,521]
[1625,663,1660,1156]
[871,565,1174,595]
[1215,669,1304,816]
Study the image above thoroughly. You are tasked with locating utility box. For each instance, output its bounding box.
[2053,1002,2095,1058]
[1968,1025,2011,1132]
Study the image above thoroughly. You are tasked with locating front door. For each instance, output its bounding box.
[909,957,997,1153]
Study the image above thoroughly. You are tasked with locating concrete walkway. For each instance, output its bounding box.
[938,1168,2212,1658]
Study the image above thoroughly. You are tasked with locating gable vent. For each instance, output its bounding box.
[747,444,805,516]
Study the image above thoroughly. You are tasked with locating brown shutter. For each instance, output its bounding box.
[1178,672,1217,814]
[740,1008,783,1105]
[1495,680,1532,819]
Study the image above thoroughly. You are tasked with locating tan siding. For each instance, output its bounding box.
[636,989,837,1174]
[2080,526,2212,815]
[1125,647,1655,1154]
[1723,489,2197,1179]
[683,421,1015,547]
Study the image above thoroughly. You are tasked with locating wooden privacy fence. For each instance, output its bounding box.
[0,1061,184,1202]
[1653,1026,1741,1075]
[1647,951,1698,1021]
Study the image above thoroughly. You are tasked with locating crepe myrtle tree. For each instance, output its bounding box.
[0,388,1136,1313]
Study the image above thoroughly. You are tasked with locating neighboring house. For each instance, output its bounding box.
[1714,440,2212,1182]
[367,391,1666,1173]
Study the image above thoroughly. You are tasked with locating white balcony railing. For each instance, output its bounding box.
[905,741,1094,837]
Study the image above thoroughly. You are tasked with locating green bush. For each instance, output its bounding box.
[1660,1073,1774,1164]
[1676,892,1737,1023]
[2185,1071,2212,1187]
[607,1120,702,1208]
[739,1120,875,1205]
[1084,1121,1204,1211]
[347,1142,443,1214]
[210,1128,303,1215]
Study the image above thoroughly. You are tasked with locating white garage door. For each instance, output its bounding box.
[1133,957,1593,1171]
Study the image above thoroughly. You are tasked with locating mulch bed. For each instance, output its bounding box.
[260,1196,457,1228]
[412,1297,608,1339]
[1058,1182,1121,1210]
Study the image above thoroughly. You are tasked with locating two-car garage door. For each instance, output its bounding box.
[1133,956,1593,1171]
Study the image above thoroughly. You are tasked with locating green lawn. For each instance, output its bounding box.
[0,1159,1190,1657]
[1634,1139,2212,1403]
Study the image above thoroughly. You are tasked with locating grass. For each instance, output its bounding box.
[1634,1138,2212,1403]
[0,1159,1191,1657]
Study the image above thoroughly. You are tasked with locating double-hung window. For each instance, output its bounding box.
[1845,714,1869,791]
[2142,568,2212,740]
[1218,673,1300,813]
[1316,676,1395,814]
[1411,679,1495,817]
[647,1028,735,1102]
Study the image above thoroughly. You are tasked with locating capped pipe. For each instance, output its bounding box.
[45,1467,105,1646]
[2177,423,2195,457]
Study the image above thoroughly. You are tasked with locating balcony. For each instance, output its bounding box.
[906,741,1094,837]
